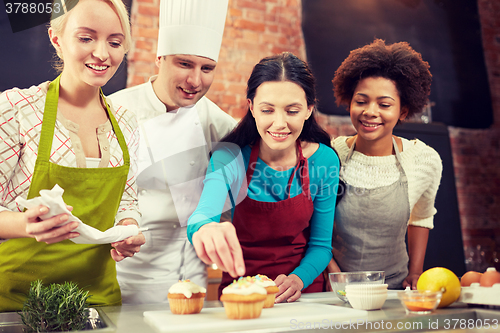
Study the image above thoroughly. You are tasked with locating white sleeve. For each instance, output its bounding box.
[408,146,443,229]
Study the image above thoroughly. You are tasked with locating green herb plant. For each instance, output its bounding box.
[20,280,91,332]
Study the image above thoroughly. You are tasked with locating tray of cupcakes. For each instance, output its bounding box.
[143,275,367,332]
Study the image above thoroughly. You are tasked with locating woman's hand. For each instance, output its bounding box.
[25,205,79,244]
[402,272,421,290]
[111,219,145,262]
[192,222,245,278]
[274,274,303,303]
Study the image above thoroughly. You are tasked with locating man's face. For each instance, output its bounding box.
[153,54,217,111]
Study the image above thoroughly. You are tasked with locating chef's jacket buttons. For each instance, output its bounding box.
[140,189,147,196]
[100,127,106,133]
[195,121,199,125]
[190,161,195,166]
[103,146,109,151]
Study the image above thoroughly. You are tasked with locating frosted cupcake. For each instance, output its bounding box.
[167,279,206,314]
[253,274,280,308]
[220,277,267,319]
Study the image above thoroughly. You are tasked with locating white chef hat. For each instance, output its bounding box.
[157,0,229,62]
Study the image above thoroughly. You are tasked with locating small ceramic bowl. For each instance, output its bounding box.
[397,290,442,314]
[345,284,388,310]
[329,271,385,302]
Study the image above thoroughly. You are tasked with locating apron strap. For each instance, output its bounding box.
[285,142,310,199]
[177,239,188,281]
[36,76,129,167]
[345,136,407,183]
[392,137,407,183]
[247,140,309,199]
[101,90,130,167]
[36,76,61,162]
[246,142,260,185]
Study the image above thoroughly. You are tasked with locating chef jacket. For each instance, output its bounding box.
[109,76,236,226]
[108,76,236,292]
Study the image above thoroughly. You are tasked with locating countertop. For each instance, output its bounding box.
[97,291,500,333]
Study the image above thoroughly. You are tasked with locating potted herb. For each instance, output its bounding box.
[20,280,91,332]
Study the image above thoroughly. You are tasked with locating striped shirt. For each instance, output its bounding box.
[0,81,141,225]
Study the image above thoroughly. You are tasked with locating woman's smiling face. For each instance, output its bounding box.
[50,0,125,88]
[249,80,313,154]
[350,76,408,144]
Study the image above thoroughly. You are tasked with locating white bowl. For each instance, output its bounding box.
[345,286,388,310]
[346,284,388,292]
[329,271,385,302]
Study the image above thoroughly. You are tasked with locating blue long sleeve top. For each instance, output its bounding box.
[187,142,339,289]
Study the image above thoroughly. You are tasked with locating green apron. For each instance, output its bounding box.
[0,75,130,312]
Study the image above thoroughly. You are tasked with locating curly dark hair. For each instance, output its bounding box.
[332,39,432,119]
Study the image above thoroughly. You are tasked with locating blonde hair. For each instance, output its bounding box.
[49,0,131,71]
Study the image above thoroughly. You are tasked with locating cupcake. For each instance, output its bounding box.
[167,279,206,314]
[220,276,267,319]
[253,274,280,308]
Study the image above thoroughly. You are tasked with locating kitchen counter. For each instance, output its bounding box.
[2,292,499,332]
[97,292,500,333]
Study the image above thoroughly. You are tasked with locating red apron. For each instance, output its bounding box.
[218,141,325,298]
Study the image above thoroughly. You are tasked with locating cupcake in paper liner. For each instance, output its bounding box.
[220,276,267,319]
[167,279,206,314]
[253,274,280,308]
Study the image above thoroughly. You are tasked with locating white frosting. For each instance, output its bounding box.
[256,280,276,288]
[254,277,276,288]
[222,283,267,296]
[168,280,206,298]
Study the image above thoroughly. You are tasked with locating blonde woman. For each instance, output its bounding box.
[0,0,144,311]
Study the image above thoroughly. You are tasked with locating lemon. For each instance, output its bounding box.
[417,267,461,308]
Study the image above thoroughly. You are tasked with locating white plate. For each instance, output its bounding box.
[296,292,346,304]
[386,290,399,300]
[297,291,399,304]
[143,302,367,332]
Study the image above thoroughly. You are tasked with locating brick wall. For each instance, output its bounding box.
[449,0,500,253]
[126,0,159,87]
[126,0,500,261]
[126,0,306,119]
[315,0,500,260]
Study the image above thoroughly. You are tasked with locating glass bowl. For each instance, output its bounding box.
[328,271,385,302]
[397,290,443,314]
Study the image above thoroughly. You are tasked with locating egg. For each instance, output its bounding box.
[479,267,500,287]
[460,271,482,287]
